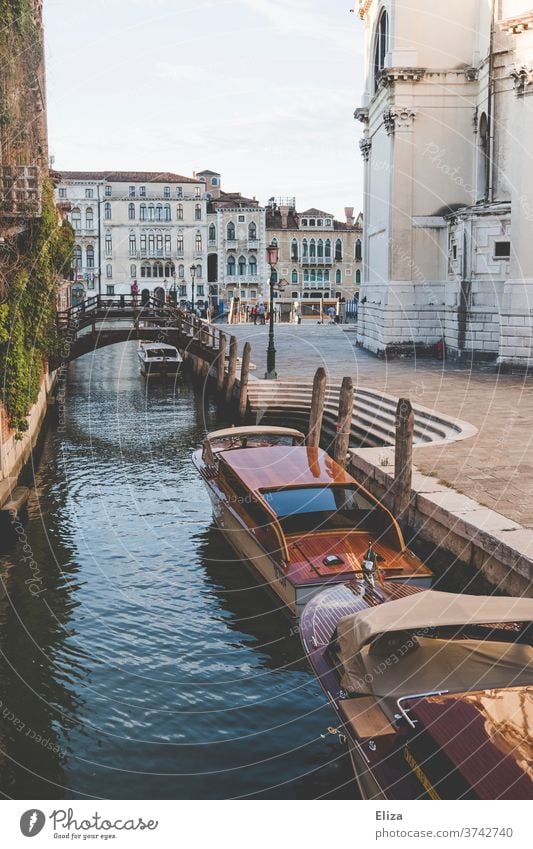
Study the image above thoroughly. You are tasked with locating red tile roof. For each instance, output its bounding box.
[53,170,199,184]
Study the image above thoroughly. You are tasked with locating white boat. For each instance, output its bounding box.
[137,342,182,376]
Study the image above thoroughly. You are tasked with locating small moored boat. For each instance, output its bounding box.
[193,425,432,616]
[137,342,182,376]
[300,584,533,799]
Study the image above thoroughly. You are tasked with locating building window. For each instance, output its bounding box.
[303,269,309,283]
[165,234,171,254]
[85,188,93,199]
[104,202,111,220]
[71,207,81,229]
[176,186,183,198]
[195,233,202,253]
[301,219,308,226]
[85,207,94,228]
[494,241,510,259]
[291,268,298,283]
[148,233,155,254]
[212,177,219,187]
[164,186,170,198]
[179,285,187,297]
[148,204,154,221]
[177,234,184,254]
[227,256,236,276]
[164,204,171,221]
[227,222,235,240]
[248,222,257,240]
[105,232,112,255]
[238,215,245,223]
[153,261,163,278]
[178,264,184,278]
[249,256,257,275]
[155,204,163,221]
[336,269,341,285]
[139,186,146,197]
[87,276,95,290]
[140,234,146,255]
[317,219,323,227]
[140,204,147,221]
[309,239,316,258]
[105,185,112,197]
[106,284,114,295]
[141,262,151,278]
[195,186,201,198]
[177,203,183,220]
[196,264,202,278]
[106,265,113,279]
[238,255,247,275]
[73,245,82,269]
[129,186,135,198]
[373,8,389,92]
[86,245,94,268]
[335,238,343,260]
[355,239,362,260]
[195,204,202,220]
[271,268,278,283]
[309,219,315,227]
[129,234,136,255]
[317,239,324,258]
[197,284,204,296]
[302,239,308,257]
[325,218,331,226]
[291,239,298,260]
[325,239,331,258]
[128,202,135,220]
[355,269,361,284]
[164,262,174,276]
[209,223,216,242]
[130,264,137,277]
[58,187,67,198]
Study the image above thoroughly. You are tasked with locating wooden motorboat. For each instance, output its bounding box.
[193,426,432,616]
[137,342,182,376]
[300,583,533,799]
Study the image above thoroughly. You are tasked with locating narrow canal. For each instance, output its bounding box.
[0,342,354,800]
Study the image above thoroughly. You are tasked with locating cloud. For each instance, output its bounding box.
[236,0,355,49]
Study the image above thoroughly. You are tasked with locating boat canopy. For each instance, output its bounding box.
[337,590,533,657]
[205,426,305,442]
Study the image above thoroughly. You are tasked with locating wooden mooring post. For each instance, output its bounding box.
[225,335,238,404]
[333,376,354,467]
[238,342,251,420]
[394,397,414,526]
[307,367,327,447]
[216,333,227,394]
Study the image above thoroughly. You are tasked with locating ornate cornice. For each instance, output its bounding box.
[511,65,533,95]
[354,107,369,124]
[359,138,372,160]
[502,13,533,34]
[383,108,417,135]
[381,67,426,86]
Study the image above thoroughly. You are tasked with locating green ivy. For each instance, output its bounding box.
[0,182,74,434]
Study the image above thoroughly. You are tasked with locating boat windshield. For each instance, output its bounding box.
[145,348,177,358]
[262,485,387,534]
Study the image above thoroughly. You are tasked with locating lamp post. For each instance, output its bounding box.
[190,263,196,313]
[265,241,279,380]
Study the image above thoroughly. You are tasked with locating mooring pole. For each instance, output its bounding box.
[307,367,327,448]
[333,376,354,467]
[238,341,252,420]
[394,397,414,527]
[225,335,238,404]
[216,333,227,395]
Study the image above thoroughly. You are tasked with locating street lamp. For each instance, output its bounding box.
[190,263,196,313]
[265,241,279,379]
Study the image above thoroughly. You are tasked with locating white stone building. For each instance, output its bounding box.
[355,0,533,367]
[54,171,208,305]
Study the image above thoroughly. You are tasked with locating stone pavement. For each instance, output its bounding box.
[228,323,533,529]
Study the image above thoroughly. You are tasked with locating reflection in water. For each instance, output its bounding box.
[0,342,354,799]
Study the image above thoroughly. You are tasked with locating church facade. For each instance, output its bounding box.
[355,0,533,367]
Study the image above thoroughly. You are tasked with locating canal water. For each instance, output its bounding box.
[0,342,354,800]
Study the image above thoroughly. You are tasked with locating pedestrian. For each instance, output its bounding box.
[131,280,138,308]
[327,305,335,324]
[258,302,266,325]
[251,304,257,325]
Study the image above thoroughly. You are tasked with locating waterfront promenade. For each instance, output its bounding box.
[228,323,533,530]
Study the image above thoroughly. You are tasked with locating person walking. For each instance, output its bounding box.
[327,305,336,324]
[258,302,266,325]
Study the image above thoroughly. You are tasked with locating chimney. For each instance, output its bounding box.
[345,206,354,226]
[280,205,289,228]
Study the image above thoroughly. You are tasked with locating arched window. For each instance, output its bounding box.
[177,203,183,220]
[310,269,316,282]
[155,204,163,221]
[86,245,94,268]
[164,262,174,277]
[164,204,171,221]
[478,112,489,201]
[291,239,298,260]
[195,264,202,278]
[355,239,362,260]
[71,207,81,229]
[148,204,155,221]
[73,244,82,268]
[325,238,331,258]
[373,8,389,92]
[153,261,164,278]
[130,264,136,277]
[317,239,323,258]
[335,239,343,260]
[165,234,171,254]
[128,203,135,220]
[104,202,111,220]
[140,204,146,221]
[309,239,316,258]
[248,222,257,240]
[140,233,146,255]
[156,232,163,255]
[291,268,298,283]
[227,256,236,276]
[148,233,155,254]
[105,231,112,255]
[106,264,112,279]
[355,269,361,284]
[141,262,151,278]
[178,264,184,278]
[249,255,257,275]
[304,269,309,283]
[129,233,136,255]
[209,223,216,242]
[85,207,94,228]
[238,255,247,275]
[302,238,308,257]
[336,269,341,284]
[195,233,202,253]
[177,233,184,254]
[227,221,235,240]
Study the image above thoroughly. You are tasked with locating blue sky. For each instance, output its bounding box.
[44,0,365,219]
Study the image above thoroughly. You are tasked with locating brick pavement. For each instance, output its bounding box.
[228,322,533,529]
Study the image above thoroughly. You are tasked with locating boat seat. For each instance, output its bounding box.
[338,696,396,739]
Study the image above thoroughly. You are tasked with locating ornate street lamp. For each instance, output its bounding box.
[265,241,279,379]
[190,263,196,312]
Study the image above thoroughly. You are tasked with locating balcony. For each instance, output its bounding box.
[300,256,334,266]
[135,250,173,260]
[226,275,261,286]
[208,240,217,248]
[247,239,259,250]
[0,165,41,218]
[225,239,237,249]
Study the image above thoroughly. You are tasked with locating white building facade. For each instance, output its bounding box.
[356,0,533,367]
